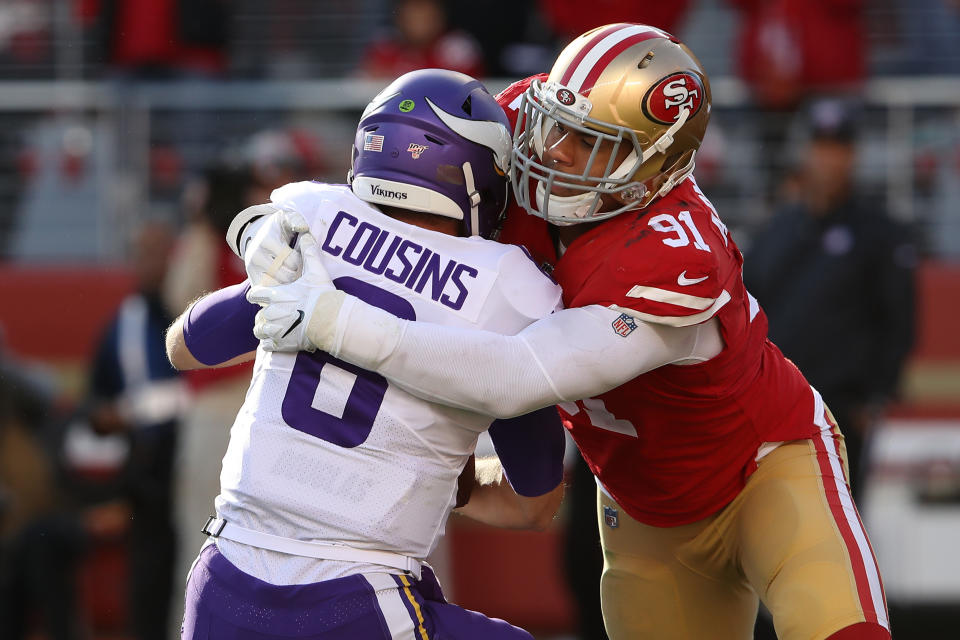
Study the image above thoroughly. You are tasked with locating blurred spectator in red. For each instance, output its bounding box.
[358,0,485,78]
[86,0,228,78]
[0,0,52,78]
[725,0,866,202]
[725,0,865,110]
[83,0,233,204]
[538,0,693,41]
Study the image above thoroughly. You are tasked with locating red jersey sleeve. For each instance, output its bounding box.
[601,234,728,327]
[495,74,548,131]
[556,181,737,327]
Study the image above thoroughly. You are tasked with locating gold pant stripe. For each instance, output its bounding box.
[398,574,431,640]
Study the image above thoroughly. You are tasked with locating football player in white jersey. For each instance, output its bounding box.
[164,69,565,639]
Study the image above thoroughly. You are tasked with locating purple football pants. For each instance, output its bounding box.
[181,544,533,639]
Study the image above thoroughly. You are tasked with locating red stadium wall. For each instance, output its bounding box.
[0,265,135,362]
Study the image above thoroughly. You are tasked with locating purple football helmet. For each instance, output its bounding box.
[349,69,512,238]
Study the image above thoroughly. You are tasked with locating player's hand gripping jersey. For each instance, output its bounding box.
[497,76,821,525]
[213,182,562,583]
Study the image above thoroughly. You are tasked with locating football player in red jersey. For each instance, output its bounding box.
[243,24,890,640]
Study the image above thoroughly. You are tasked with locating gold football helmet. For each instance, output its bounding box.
[512,24,712,224]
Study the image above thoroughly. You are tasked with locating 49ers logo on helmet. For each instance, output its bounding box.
[642,72,704,125]
[555,88,576,106]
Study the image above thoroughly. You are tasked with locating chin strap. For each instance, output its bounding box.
[462,161,482,236]
[604,105,692,188]
[535,181,600,223]
[655,152,696,199]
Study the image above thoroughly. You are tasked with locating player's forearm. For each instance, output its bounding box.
[330,302,696,417]
[167,283,260,370]
[454,458,563,530]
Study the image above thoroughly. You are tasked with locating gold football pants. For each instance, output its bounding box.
[597,426,888,639]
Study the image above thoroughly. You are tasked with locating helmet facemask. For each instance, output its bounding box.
[512,79,698,226]
[509,23,710,226]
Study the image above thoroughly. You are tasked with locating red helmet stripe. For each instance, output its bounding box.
[559,23,632,87]
[578,30,666,95]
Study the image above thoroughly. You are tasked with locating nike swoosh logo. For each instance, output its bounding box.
[677,271,709,286]
[281,310,305,338]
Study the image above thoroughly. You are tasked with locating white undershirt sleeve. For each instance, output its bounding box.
[331,302,712,418]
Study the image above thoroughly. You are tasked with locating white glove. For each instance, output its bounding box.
[227,204,312,286]
[247,232,345,352]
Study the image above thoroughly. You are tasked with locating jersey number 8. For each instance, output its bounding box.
[280,277,416,447]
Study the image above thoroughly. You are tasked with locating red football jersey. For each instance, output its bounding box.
[496,77,819,526]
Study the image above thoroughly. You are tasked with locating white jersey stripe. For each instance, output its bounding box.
[365,573,417,639]
[626,284,718,310]
[747,291,760,321]
[566,25,662,92]
[611,290,731,328]
[812,391,889,630]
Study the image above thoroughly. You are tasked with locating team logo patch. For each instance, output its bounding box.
[555,88,576,106]
[407,143,428,159]
[603,506,619,529]
[363,133,384,152]
[399,99,415,112]
[612,313,638,337]
[642,72,705,125]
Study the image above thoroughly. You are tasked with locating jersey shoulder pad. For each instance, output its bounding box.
[271,179,342,202]
[271,181,355,232]
[495,74,548,131]
[495,244,563,322]
[593,214,728,327]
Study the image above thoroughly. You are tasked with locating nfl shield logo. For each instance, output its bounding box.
[611,313,638,337]
[603,506,619,529]
[407,143,428,159]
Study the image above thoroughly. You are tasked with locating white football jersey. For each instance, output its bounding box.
[214,182,561,584]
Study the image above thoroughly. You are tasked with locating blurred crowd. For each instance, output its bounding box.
[0,0,957,639]
[0,144,321,639]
